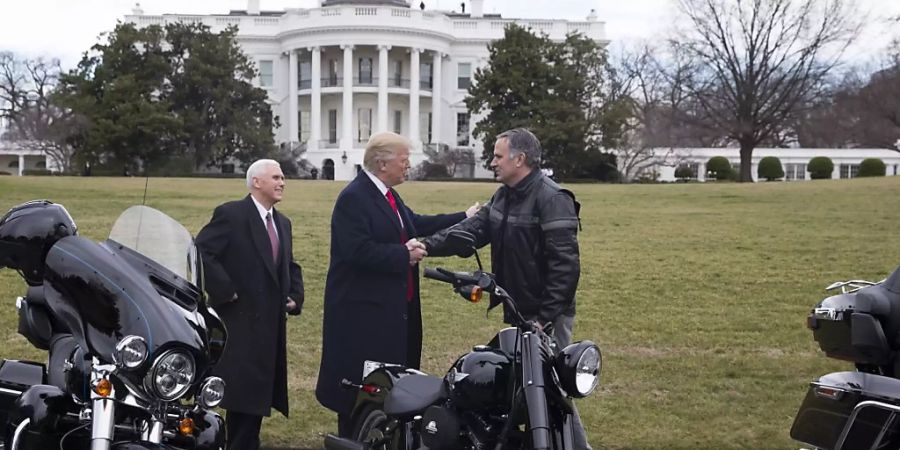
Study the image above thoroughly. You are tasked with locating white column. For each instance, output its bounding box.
[310,46,321,149]
[18,154,24,176]
[409,48,421,149]
[341,44,354,149]
[288,50,299,145]
[431,51,442,145]
[377,45,390,132]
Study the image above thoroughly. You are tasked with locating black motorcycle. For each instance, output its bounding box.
[324,230,602,450]
[791,266,900,450]
[0,201,227,450]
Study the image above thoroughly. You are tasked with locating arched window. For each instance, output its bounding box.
[7,161,18,168]
[36,161,46,169]
[322,159,335,180]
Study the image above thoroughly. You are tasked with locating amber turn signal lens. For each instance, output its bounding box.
[94,378,112,397]
[179,417,194,436]
[470,286,482,303]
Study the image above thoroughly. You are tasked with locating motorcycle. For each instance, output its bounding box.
[0,201,228,450]
[324,230,602,450]
[791,266,900,450]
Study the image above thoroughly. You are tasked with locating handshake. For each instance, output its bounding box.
[405,238,427,265]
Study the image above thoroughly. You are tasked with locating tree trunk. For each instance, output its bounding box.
[739,141,754,182]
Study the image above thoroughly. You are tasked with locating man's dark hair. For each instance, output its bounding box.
[497,128,541,168]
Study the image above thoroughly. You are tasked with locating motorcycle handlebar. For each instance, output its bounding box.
[423,267,456,284]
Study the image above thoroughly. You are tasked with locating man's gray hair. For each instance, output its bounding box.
[497,128,541,168]
[245,159,281,189]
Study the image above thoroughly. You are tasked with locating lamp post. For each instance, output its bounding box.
[341,151,348,165]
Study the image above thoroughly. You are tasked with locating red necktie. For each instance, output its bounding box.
[266,212,279,263]
[386,190,413,302]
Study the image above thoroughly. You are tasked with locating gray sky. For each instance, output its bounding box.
[1,0,897,69]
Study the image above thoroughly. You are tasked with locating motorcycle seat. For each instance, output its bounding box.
[384,374,446,418]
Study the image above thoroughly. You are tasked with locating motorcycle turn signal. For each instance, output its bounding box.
[456,285,482,303]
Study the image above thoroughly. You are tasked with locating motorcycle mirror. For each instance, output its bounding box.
[445,229,482,270]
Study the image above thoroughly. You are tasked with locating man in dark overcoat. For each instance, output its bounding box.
[196,159,304,450]
[315,131,479,436]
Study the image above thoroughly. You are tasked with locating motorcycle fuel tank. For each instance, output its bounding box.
[445,347,513,412]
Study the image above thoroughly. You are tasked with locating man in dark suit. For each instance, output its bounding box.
[315,131,479,437]
[196,159,304,450]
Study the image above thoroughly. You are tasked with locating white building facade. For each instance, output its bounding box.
[125,0,605,180]
[631,147,900,182]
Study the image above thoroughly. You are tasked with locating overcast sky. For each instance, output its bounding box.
[2,0,898,69]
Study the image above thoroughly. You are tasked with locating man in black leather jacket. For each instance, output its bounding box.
[423,128,591,449]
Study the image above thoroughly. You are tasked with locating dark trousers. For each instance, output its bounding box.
[225,410,263,450]
[338,413,353,438]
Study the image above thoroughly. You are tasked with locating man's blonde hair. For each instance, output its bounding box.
[364,132,410,172]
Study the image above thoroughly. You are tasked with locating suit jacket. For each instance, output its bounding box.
[196,195,303,417]
[315,172,465,415]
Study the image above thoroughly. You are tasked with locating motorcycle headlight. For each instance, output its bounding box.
[198,376,226,409]
[145,350,195,401]
[555,340,601,398]
[113,336,148,370]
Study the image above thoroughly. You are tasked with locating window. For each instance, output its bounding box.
[420,112,432,143]
[358,108,372,142]
[299,110,310,143]
[358,57,373,85]
[456,112,470,146]
[328,109,338,143]
[299,60,311,89]
[393,110,402,134]
[457,63,471,89]
[258,60,274,87]
[840,164,859,179]
[785,163,806,181]
[420,62,432,90]
[391,60,403,87]
[327,59,339,87]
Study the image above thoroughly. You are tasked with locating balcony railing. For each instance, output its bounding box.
[419,80,433,90]
[299,79,311,89]
[388,78,410,88]
[320,140,340,148]
[354,76,378,87]
[322,77,343,87]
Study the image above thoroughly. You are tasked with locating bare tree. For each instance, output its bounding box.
[673,0,860,181]
[0,52,77,172]
[610,42,721,181]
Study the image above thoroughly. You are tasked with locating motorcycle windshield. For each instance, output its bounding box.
[42,205,213,364]
[108,205,199,286]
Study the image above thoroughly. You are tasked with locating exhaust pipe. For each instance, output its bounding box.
[324,434,368,450]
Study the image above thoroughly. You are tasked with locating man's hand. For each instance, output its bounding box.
[286,297,301,316]
[465,201,482,218]
[406,238,428,265]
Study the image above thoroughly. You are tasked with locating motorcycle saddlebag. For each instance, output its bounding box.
[791,371,900,450]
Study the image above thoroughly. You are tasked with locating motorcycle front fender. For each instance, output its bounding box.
[111,443,168,450]
[11,384,76,430]
[192,408,226,450]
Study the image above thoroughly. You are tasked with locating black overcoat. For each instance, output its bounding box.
[315,173,465,415]
[195,195,303,417]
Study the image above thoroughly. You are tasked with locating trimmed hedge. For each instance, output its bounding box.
[757,157,784,181]
[808,156,834,180]
[858,158,886,177]
[706,156,733,181]
[22,169,54,176]
[674,164,695,181]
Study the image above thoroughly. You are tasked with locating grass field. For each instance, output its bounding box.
[2,175,899,449]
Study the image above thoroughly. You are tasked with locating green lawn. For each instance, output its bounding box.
[2,175,898,449]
